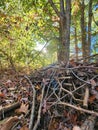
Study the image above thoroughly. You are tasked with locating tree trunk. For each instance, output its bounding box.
[65,0,71,62]
[74,25,78,61]
[80,0,87,62]
[49,0,71,63]
[87,0,92,62]
[58,11,66,62]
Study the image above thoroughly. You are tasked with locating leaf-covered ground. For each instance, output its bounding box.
[0,62,98,130]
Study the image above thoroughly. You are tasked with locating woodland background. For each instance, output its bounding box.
[0,0,98,71]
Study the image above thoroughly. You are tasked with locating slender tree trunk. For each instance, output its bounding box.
[58,0,71,63]
[80,0,87,62]
[65,0,71,62]
[49,0,71,63]
[58,0,66,62]
[74,26,78,61]
[87,0,92,62]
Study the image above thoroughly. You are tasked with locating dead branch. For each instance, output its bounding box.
[78,53,98,61]
[0,102,20,118]
[24,75,36,130]
[83,86,89,107]
[33,84,45,130]
[58,101,98,116]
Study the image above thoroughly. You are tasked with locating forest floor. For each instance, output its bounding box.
[0,61,98,130]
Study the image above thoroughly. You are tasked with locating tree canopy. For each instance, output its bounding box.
[0,0,98,70]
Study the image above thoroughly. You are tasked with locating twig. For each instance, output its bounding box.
[60,74,98,101]
[24,75,36,130]
[11,110,31,130]
[33,83,45,130]
[45,70,57,98]
[58,101,98,116]
[83,86,89,107]
[78,53,98,61]
[71,69,91,84]
[57,78,83,102]
[0,102,21,117]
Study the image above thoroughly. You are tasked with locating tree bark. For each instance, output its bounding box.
[58,0,66,62]
[49,0,71,63]
[80,0,87,62]
[65,0,71,62]
[74,25,78,61]
[87,0,92,62]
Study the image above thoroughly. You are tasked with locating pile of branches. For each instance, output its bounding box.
[0,61,98,130]
[28,62,98,130]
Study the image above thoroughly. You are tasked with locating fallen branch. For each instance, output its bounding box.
[24,75,36,130]
[33,84,45,130]
[78,53,98,61]
[83,86,89,107]
[0,102,20,118]
[58,101,98,116]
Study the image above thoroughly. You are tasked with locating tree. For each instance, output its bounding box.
[49,0,71,63]
[87,0,93,61]
[1,0,98,69]
[80,0,87,61]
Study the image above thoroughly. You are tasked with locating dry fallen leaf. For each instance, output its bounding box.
[1,116,19,130]
[20,125,29,130]
[15,103,29,115]
[37,94,42,101]
[73,126,81,130]
[5,80,12,87]
[89,95,96,103]
[35,85,41,90]
[0,92,5,98]
[48,118,60,130]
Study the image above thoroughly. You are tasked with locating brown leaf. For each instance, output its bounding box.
[37,94,42,101]
[48,118,59,130]
[20,125,29,130]
[0,92,5,98]
[5,80,12,87]
[15,103,29,115]
[89,95,96,103]
[70,59,76,67]
[35,85,41,90]
[1,116,19,130]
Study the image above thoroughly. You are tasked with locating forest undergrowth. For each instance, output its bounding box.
[0,61,98,130]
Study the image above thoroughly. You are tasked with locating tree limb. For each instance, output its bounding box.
[92,13,98,26]
[0,102,20,118]
[60,0,65,15]
[48,0,60,17]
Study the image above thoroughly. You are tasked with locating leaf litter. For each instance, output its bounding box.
[0,62,98,130]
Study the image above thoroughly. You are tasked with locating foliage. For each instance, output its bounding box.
[0,0,98,70]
